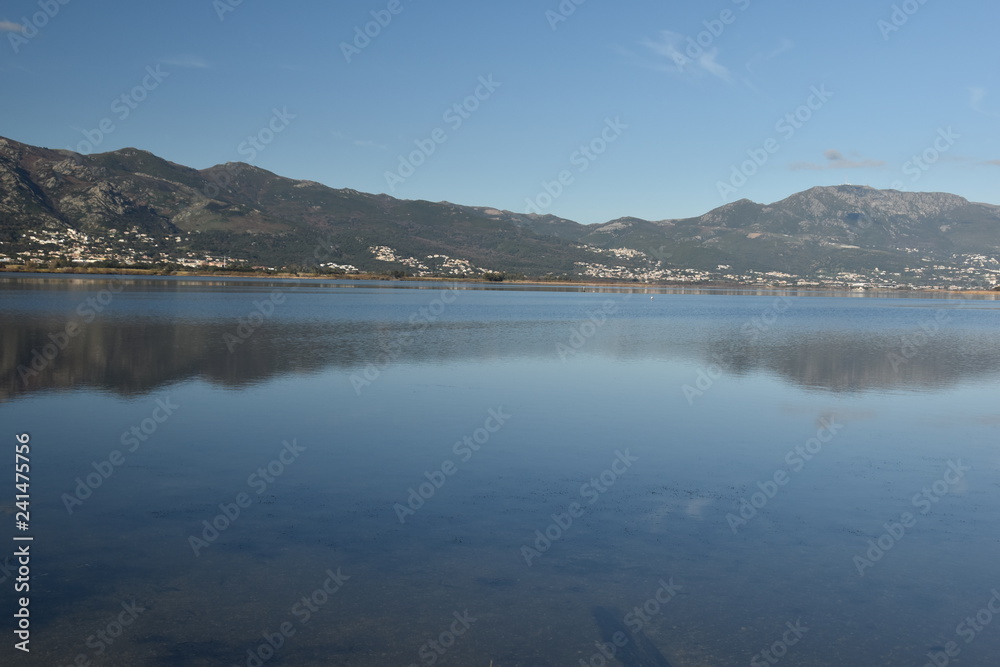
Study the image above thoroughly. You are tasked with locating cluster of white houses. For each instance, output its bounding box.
[4,230,999,288]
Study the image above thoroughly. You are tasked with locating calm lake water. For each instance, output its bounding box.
[2,274,1000,666]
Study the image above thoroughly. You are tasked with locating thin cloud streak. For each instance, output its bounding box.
[353,139,388,151]
[791,149,886,171]
[744,38,794,74]
[638,31,734,83]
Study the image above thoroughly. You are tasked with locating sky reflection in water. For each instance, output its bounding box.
[2,275,999,666]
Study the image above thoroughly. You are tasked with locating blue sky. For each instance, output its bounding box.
[2,0,997,224]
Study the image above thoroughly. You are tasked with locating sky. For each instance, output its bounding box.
[1,0,997,224]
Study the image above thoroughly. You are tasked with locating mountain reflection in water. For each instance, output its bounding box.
[2,277,998,402]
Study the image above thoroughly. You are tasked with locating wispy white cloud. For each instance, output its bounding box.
[160,55,209,69]
[915,155,1000,168]
[638,31,734,83]
[331,132,388,151]
[744,38,793,74]
[970,87,998,117]
[697,49,733,83]
[791,149,886,171]
[0,20,24,32]
[353,139,388,151]
[970,87,986,111]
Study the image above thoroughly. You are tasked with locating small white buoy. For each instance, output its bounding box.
[650,296,654,300]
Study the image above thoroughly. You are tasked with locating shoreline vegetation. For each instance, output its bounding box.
[1,264,999,294]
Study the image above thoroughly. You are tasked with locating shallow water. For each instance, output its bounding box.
[2,275,1000,666]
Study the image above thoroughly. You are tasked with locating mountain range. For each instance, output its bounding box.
[2,135,999,286]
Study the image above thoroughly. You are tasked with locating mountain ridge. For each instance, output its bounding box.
[2,135,999,287]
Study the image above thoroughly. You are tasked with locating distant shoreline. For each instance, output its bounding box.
[3,266,999,295]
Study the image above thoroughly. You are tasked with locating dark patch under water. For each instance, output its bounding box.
[592,606,673,667]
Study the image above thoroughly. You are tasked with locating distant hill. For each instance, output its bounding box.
[2,135,999,285]
[566,186,1000,276]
